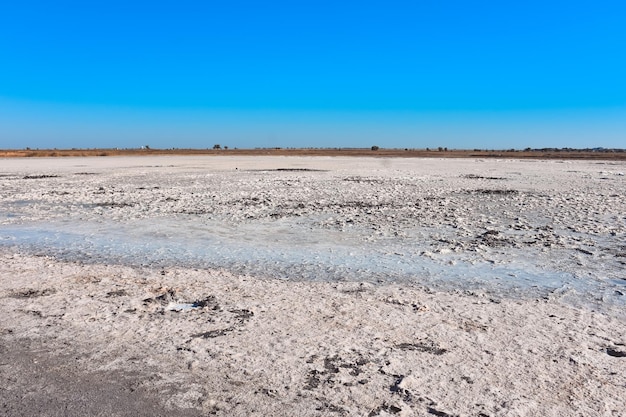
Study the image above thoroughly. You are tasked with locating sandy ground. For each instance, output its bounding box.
[1,156,625,416]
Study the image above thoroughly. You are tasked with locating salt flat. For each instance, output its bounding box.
[1,156,625,416]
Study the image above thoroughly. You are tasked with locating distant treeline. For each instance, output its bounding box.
[521,147,626,153]
[2,147,626,160]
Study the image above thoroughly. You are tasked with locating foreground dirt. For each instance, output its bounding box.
[1,253,625,417]
[0,338,203,417]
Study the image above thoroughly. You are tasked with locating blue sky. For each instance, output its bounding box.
[1,0,625,149]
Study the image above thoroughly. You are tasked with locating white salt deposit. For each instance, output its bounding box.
[1,156,625,416]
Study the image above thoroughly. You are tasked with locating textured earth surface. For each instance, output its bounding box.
[1,156,625,416]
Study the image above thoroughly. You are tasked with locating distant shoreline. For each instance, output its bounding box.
[2,147,626,160]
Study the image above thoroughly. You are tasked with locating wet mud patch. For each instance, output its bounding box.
[177,209,212,215]
[276,168,328,172]
[314,399,348,415]
[426,407,457,417]
[245,168,328,172]
[469,189,519,195]
[191,295,220,309]
[142,288,221,313]
[325,201,398,210]
[368,403,403,416]
[462,174,507,180]
[304,352,371,390]
[230,197,272,207]
[576,248,594,256]
[343,176,385,184]
[106,289,129,297]
[476,230,513,248]
[394,340,447,355]
[9,288,57,298]
[22,174,60,179]
[92,202,137,208]
[230,308,254,323]
[191,327,235,339]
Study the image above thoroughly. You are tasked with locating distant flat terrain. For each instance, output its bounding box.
[2,147,626,160]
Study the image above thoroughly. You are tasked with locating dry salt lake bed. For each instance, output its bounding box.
[1,155,625,416]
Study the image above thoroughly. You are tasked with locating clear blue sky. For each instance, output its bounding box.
[1,0,625,149]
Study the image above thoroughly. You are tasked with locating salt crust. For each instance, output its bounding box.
[1,156,625,416]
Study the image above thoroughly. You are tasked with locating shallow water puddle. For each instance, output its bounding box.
[1,216,624,311]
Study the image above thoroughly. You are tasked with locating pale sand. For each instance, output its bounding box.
[1,156,625,416]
